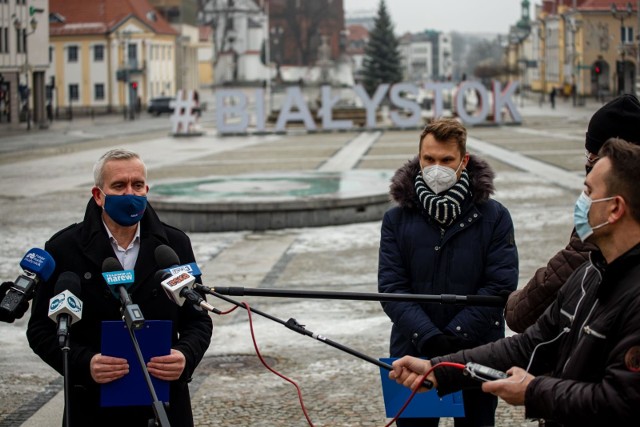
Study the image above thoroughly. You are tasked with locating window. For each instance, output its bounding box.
[16,28,25,53]
[69,84,79,101]
[622,26,634,44]
[94,83,104,100]
[127,43,138,67]
[0,27,7,53]
[94,45,104,62]
[67,46,78,62]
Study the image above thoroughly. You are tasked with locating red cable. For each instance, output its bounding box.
[241,301,316,427]
[384,361,466,427]
[217,305,239,315]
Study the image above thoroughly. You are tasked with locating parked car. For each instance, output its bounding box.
[147,96,202,116]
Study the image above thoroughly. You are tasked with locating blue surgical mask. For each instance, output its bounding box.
[573,191,614,241]
[101,190,147,227]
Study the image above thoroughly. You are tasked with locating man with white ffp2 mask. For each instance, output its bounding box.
[378,118,518,427]
[389,137,640,427]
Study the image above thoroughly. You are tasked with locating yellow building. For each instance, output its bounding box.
[528,0,638,99]
[49,0,178,115]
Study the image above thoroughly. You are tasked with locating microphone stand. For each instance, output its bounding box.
[209,286,506,306]
[120,304,171,427]
[60,334,71,427]
[195,285,434,389]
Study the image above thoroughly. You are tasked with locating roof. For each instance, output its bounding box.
[580,0,637,11]
[50,0,178,36]
[347,24,369,41]
[543,0,638,13]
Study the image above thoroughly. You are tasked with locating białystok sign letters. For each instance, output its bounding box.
[215,80,522,134]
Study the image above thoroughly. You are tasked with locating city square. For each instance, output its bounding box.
[0,93,598,426]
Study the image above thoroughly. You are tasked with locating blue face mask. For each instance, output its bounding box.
[101,191,147,227]
[573,191,613,241]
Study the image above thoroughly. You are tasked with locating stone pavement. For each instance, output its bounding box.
[0,95,598,426]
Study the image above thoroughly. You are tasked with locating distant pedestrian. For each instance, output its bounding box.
[549,87,556,109]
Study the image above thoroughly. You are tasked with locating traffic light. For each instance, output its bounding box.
[130,82,138,90]
[594,64,602,75]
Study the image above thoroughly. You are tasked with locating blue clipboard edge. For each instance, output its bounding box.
[378,357,465,419]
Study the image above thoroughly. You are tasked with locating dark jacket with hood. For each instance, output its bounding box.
[27,199,213,427]
[432,246,640,426]
[378,155,518,359]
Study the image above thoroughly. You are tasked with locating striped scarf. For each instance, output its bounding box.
[415,170,471,227]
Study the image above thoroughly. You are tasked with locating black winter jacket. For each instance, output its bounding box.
[378,155,518,359]
[432,246,640,426]
[27,199,213,427]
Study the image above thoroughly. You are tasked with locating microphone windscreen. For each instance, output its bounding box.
[154,269,170,284]
[20,248,56,281]
[54,271,82,297]
[102,257,123,273]
[154,245,180,268]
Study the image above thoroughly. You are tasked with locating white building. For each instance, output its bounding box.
[0,0,49,128]
[203,0,270,85]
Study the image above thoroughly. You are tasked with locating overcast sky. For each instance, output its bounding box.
[344,0,538,35]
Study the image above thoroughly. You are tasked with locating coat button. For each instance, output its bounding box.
[473,213,478,218]
[467,218,472,222]
[84,272,92,280]
[459,223,464,227]
[456,326,461,331]
[495,321,500,326]
[412,332,418,339]
[434,246,440,251]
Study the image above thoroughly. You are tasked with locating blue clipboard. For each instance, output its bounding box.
[100,320,172,407]
[378,357,465,418]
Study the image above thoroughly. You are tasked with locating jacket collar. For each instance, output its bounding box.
[80,199,170,291]
[389,154,496,209]
[590,243,640,298]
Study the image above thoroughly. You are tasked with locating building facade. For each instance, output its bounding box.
[49,0,177,116]
[0,0,49,128]
[509,0,639,98]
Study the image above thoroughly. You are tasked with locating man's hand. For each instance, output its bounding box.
[147,349,186,381]
[389,355,438,392]
[90,354,129,384]
[481,366,533,406]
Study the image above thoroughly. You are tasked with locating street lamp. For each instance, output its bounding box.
[611,2,633,94]
[13,15,38,130]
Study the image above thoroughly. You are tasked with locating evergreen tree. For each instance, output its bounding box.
[362,0,403,95]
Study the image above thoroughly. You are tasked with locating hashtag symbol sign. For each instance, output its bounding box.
[170,90,198,135]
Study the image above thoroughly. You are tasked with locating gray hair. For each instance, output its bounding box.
[93,149,147,188]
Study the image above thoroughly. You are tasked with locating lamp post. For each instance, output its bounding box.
[270,25,284,82]
[611,2,633,94]
[13,15,37,130]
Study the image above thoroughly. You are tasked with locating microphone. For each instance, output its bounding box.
[154,245,215,312]
[101,257,144,329]
[47,272,83,349]
[0,248,56,318]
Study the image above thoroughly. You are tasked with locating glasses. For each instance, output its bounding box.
[585,151,600,166]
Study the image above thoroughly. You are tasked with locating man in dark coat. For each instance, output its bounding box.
[378,118,518,426]
[27,149,213,426]
[389,138,640,427]
[505,93,640,333]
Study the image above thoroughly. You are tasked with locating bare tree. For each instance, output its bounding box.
[273,0,342,66]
